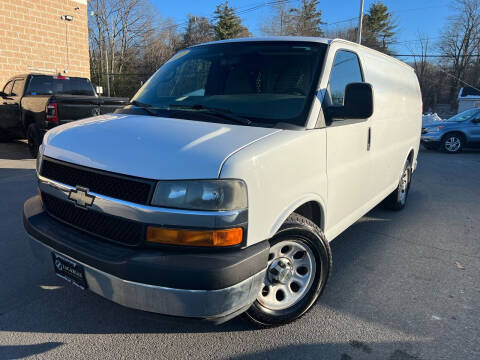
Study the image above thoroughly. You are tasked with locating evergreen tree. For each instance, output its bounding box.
[213,1,251,40]
[362,1,397,54]
[289,0,325,37]
[182,15,214,48]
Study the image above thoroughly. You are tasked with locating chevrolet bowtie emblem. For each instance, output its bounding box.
[68,186,95,208]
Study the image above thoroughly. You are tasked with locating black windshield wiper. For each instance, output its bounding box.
[168,104,252,125]
[129,100,161,117]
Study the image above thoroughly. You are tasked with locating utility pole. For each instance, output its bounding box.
[104,39,111,97]
[357,0,365,44]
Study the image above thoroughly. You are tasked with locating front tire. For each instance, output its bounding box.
[442,133,464,153]
[244,214,332,327]
[26,124,39,158]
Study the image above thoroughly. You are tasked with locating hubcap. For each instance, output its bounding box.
[445,137,461,152]
[258,240,316,311]
[268,258,294,284]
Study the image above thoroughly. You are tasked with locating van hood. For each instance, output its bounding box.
[43,114,281,180]
[423,120,457,128]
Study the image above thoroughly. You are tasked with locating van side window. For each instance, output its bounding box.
[327,51,363,107]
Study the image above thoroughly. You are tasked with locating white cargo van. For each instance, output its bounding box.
[24,37,421,326]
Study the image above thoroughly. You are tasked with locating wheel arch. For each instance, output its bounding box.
[407,148,415,164]
[269,195,326,239]
[441,130,467,142]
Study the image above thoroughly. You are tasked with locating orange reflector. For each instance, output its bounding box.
[146,227,243,247]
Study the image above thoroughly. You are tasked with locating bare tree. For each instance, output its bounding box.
[439,0,480,105]
[88,0,154,95]
[324,25,357,42]
[409,32,440,111]
[261,1,294,36]
[182,15,215,48]
[140,18,181,75]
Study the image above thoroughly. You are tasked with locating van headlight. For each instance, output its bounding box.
[151,180,247,211]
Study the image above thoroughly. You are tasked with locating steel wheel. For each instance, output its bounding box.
[383,159,412,211]
[399,166,410,205]
[444,136,461,153]
[244,214,331,326]
[258,240,316,311]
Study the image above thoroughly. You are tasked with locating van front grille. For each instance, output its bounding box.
[41,192,143,246]
[40,158,155,205]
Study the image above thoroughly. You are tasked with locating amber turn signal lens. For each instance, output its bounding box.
[146,227,243,247]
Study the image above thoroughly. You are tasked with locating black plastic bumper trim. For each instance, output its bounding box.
[23,196,269,290]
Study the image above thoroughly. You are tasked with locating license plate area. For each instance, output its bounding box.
[52,253,87,290]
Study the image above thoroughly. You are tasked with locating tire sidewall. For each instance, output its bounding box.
[442,134,463,153]
[383,159,412,211]
[246,218,331,326]
[396,161,412,206]
[27,124,38,158]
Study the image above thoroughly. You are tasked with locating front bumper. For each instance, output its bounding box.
[421,132,442,142]
[23,196,268,321]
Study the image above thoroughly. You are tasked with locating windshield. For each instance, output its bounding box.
[26,76,96,96]
[130,41,327,127]
[446,108,480,122]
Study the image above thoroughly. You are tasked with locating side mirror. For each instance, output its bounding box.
[327,82,374,121]
[472,118,480,124]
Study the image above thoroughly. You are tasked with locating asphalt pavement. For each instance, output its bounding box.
[0,140,479,360]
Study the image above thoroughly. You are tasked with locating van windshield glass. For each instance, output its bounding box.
[26,76,96,96]
[130,41,327,127]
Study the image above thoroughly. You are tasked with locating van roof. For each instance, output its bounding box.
[194,36,414,72]
[197,36,331,46]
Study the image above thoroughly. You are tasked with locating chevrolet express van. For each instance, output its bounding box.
[24,37,421,326]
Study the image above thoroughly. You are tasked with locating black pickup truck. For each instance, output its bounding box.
[0,74,129,156]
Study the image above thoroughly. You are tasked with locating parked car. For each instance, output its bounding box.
[421,107,480,153]
[23,38,421,326]
[0,74,129,156]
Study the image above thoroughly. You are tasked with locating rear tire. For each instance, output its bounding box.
[383,159,412,211]
[243,214,331,327]
[27,124,39,158]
